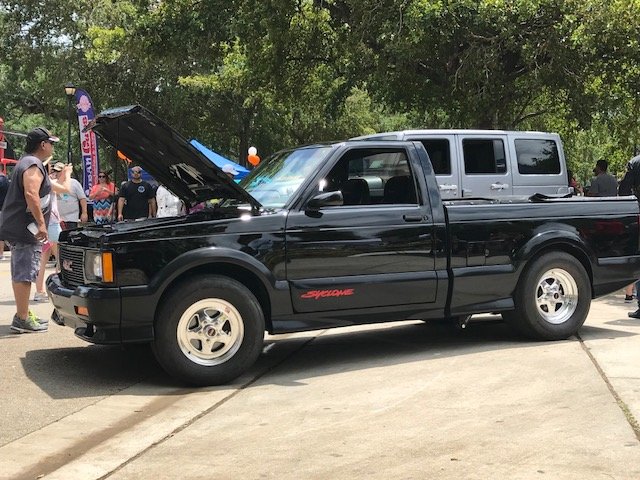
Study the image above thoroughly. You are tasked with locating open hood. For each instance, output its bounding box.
[85,105,261,209]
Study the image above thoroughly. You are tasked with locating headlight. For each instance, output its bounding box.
[85,251,114,283]
[92,253,103,278]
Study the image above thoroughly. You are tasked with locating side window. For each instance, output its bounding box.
[463,139,506,174]
[420,139,451,175]
[515,139,561,174]
[322,148,419,205]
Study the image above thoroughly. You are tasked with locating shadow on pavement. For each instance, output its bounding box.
[17,315,636,396]
[603,319,640,328]
[255,316,570,385]
[21,344,174,399]
[0,299,24,306]
[597,295,638,308]
[0,324,21,339]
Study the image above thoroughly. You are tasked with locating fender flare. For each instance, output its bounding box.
[514,230,596,280]
[148,246,282,304]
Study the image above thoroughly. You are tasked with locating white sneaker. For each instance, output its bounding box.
[33,292,49,302]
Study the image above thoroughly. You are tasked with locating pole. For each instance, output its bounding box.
[67,95,73,166]
[64,82,76,167]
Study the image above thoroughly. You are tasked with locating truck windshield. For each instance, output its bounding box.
[239,146,332,208]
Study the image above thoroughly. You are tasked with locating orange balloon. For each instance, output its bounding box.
[248,154,260,166]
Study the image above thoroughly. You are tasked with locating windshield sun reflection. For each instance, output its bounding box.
[238,146,332,208]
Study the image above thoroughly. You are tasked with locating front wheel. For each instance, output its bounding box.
[502,252,591,340]
[152,275,265,386]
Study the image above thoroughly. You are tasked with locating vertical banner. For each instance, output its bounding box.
[74,89,100,195]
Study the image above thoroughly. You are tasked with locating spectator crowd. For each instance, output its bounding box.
[0,126,242,332]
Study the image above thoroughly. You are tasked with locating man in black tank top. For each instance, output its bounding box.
[0,127,58,333]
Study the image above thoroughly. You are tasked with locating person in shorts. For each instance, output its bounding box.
[33,161,72,302]
[0,127,59,333]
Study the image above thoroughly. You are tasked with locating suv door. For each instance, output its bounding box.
[285,144,438,313]
[457,134,513,197]
[406,135,460,199]
[508,135,569,196]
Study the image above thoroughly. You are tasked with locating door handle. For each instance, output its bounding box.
[403,214,423,222]
[439,184,458,191]
[490,183,509,190]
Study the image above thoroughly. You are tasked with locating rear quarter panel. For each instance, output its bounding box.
[444,197,640,315]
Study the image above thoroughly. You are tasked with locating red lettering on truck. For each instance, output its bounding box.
[300,288,355,300]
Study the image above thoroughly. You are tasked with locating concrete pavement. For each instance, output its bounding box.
[0,253,638,479]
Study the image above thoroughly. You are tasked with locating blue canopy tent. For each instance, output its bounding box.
[190,139,250,180]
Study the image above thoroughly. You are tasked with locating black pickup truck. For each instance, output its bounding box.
[48,105,640,386]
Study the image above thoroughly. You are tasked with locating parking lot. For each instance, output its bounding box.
[0,257,638,480]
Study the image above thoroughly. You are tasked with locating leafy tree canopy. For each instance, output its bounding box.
[1,0,639,180]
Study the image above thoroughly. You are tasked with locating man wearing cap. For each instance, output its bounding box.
[222,164,239,178]
[54,161,88,229]
[0,127,58,333]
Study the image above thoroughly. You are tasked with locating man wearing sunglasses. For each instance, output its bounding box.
[0,127,58,333]
[117,166,156,221]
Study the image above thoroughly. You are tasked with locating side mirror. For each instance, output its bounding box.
[306,191,344,213]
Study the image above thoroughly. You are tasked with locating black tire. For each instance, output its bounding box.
[502,252,591,340]
[151,275,265,386]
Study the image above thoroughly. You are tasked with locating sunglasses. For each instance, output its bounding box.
[132,170,142,174]
[98,175,106,178]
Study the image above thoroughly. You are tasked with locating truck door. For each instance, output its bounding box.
[456,134,513,197]
[285,144,438,313]
[406,135,460,199]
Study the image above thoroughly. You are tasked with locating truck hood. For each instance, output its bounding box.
[60,207,265,247]
[85,104,261,210]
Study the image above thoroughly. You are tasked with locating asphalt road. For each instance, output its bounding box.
[0,256,638,479]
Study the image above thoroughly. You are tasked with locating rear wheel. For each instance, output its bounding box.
[152,275,265,386]
[502,252,591,340]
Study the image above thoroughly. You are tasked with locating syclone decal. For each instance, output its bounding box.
[301,288,354,300]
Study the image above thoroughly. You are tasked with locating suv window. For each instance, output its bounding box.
[463,139,507,174]
[419,139,451,175]
[324,148,418,205]
[515,139,561,174]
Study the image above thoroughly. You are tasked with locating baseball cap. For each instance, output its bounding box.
[222,164,239,175]
[26,127,60,144]
[52,162,65,172]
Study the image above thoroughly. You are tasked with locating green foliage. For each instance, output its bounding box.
[1,0,640,178]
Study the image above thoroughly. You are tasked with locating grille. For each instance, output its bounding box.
[59,246,85,288]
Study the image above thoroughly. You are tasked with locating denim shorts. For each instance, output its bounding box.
[48,222,62,243]
[10,241,42,283]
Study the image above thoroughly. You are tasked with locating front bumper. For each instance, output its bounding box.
[46,274,150,344]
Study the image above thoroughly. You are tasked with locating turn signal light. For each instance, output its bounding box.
[102,252,114,283]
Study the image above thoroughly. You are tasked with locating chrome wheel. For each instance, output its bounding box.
[535,268,578,325]
[176,299,244,366]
